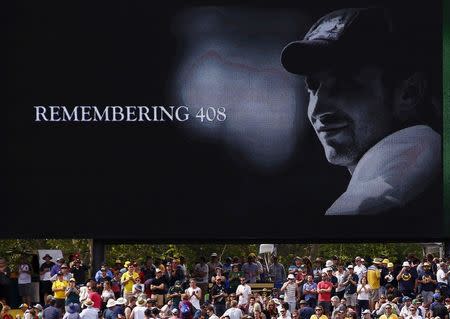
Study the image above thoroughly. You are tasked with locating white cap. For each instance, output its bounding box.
[325,260,333,267]
[288,274,295,279]
[402,261,411,267]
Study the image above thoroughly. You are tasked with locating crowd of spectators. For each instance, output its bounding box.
[0,252,449,319]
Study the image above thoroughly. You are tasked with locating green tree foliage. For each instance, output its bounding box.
[0,240,425,273]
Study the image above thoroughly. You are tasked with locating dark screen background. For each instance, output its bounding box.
[5,0,444,240]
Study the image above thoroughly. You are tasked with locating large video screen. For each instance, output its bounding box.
[5,0,447,239]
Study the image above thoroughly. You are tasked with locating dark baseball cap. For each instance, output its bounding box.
[281,7,395,75]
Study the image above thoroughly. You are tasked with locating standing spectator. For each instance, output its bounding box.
[270,257,286,289]
[40,255,55,305]
[367,259,382,310]
[288,257,303,277]
[256,256,265,283]
[335,265,347,300]
[164,262,174,288]
[80,299,98,319]
[236,277,251,313]
[242,255,260,284]
[142,257,156,282]
[211,267,226,284]
[207,254,223,279]
[167,281,184,312]
[317,273,333,316]
[50,264,72,282]
[121,264,140,302]
[70,259,88,286]
[356,277,371,317]
[325,268,338,297]
[343,266,358,309]
[150,269,166,307]
[313,259,324,284]
[65,278,80,311]
[51,258,65,277]
[18,255,33,307]
[303,275,318,308]
[436,262,449,296]
[383,263,398,292]
[380,260,390,297]
[87,284,102,312]
[52,272,69,310]
[281,274,298,313]
[112,260,123,273]
[417,262,436,305]
[228,265,243,294]
[96,267,112,292]
[354,258,367,282]
[210,276,227,317]
[131,277,144,298]
[95,266,113,284]
[193,258,208,303]
[396,262,417,299]
[111,271,122,299]
[185,279,201,318]
[101,281,115,311]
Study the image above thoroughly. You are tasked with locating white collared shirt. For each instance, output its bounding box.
[326,125,441,215]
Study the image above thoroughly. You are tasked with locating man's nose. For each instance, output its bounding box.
[308,84,336,122]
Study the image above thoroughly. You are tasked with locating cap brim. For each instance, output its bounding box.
[281,39,335,75]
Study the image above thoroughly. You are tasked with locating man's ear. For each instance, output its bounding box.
[393,72,428,122]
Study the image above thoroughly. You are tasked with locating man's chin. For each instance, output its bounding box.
[323,147,358,167]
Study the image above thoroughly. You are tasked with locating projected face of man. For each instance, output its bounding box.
[305,65,396,171]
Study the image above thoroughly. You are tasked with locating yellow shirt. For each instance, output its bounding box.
[52,279,68,299]
[311,315,328,319]
[380,314,398,319]
[367,267,381,289]
[121,271,139,293]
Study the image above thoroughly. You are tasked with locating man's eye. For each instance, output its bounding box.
[304,76,320,92]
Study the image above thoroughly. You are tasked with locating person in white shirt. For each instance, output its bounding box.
[281,274,298,312]
[405,305,422,319]
[80,299,98,319]
[221,300,243,319]
[129,297,147,319]
[399,297,413,319]
[18,256,33,306]
[278,307,292,319]
[207,305,220,319]
[185,279,202,312]
[281,8,442,216]
[354,258,367,281]
[436,262,449,290]
[236,277,252,312]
